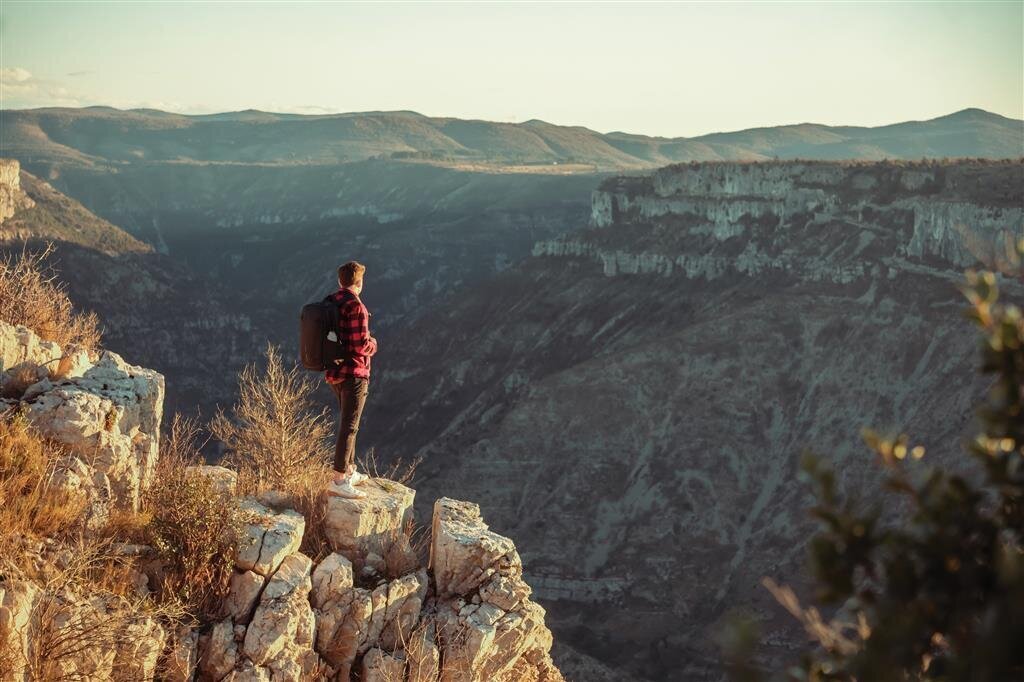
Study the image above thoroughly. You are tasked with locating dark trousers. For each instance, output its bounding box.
[330,377,369,473]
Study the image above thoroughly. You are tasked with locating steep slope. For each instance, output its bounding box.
[362,159,1024,679]
[0,163,150,255]
[0,159,269,415]
[3,107,1020,172]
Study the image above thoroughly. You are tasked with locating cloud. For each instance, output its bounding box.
[66,70,94,77]
[0,67,84,108]
[1,67,32,84]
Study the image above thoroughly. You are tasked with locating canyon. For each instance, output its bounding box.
[367,159,1023,679]
[0,105,1021,679]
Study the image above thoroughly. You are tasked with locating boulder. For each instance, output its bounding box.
[185,464,238,496]
[430,497,523,599]
[21,345,164,511]
[324,479,415,569]
[0,580,39,682]
[242,553,318,671]
[310,552,353,610]
[224,570,265,624]
[235,499,305,577]
[314,586,372,675]
[200,619,238,681]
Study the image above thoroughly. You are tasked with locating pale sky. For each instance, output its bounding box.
[1,1,1021,138]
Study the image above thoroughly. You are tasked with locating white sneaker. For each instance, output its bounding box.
[328,479,366,499]
[350,470,369,486]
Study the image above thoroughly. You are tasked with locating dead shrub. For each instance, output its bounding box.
[0,244,101,352]
[142,414,241,620]
[211,342,333,491]
[362,447,422,489]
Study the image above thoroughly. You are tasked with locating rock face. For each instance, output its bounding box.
[365,159,1024,680]
[235,500,305,577]
[0,159,34,226]
[431,498,562,682]
[0,320,165,511]
[196,485,560,682]
[324,479,416,573]
[537,160,1024,278]
[0,581,39,681]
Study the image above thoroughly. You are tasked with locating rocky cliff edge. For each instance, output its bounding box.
[0,322,563,682]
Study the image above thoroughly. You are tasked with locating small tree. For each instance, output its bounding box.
[210,343,333,492]
[725,268,1024,681]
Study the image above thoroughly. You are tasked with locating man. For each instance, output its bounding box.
[326,261,377,499]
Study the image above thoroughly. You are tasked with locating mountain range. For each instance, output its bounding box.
[3,106,1021,171]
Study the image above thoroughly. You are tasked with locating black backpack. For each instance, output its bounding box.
[299,294,352,371]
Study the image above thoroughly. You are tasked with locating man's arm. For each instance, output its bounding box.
[342,300,377,357]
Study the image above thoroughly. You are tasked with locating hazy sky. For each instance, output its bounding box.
[1,1,1021,137]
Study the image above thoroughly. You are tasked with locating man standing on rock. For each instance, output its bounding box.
[326,261,377,499]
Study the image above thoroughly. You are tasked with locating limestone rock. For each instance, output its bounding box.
[310,552,353,610]
[112,615,166,681]
[362,647,406,682]
[224,570,265,624]
[430,497,562,682]
[324,479,415,569]
[31,590,116,680]
[314,586,372,674]
[431,497,523,599]
[200,619,238,681]
[0,322,62,380]
[9,333,165,511]
[242,553,318,671]
[0,580,39,682]
[0,160,33,225]
[186,464,238,496]
[379,569,428,650]
[235,499,305,577]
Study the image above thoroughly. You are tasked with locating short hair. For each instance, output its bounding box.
[338,261,366,287]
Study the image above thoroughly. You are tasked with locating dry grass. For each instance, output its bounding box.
[20,539,185,682]
[211,343,333,491]
[0,409,88,568]
[141,414,242,620]
[0,244,101,352]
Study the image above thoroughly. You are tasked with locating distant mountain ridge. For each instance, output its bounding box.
[2,106,1020,171]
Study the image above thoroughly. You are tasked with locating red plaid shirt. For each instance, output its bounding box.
[325,288,377,383]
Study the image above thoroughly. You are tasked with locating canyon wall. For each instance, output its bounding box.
[367,159,1023,680]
